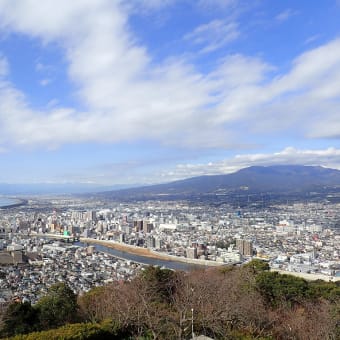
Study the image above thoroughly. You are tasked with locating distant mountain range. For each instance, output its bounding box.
[1,165,340,198]
[98,165,340,200]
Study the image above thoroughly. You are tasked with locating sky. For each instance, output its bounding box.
[0,0,339,186]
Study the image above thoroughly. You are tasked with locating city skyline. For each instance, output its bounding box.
[0,0,339,185]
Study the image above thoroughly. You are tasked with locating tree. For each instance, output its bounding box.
[256,271,310,307]
[71,266,340,339]
[127,266,180,339]
[78,286,108,323]
[171,268,269,339]
[244,259,270,273]
[1,301,37,337]
[140,266,177,304]
[36,282,79,330]
[272,300,338,340]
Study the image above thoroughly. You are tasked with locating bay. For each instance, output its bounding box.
[0,197,20,208]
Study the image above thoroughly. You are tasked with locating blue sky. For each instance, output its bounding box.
[0,0,339,185]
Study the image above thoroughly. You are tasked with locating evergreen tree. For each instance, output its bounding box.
[1,301,37,336]
[36,282,79,330]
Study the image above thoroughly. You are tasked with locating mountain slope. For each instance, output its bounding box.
[100,165,340,199]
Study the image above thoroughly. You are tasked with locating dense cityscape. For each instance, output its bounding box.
[0,196,339,306]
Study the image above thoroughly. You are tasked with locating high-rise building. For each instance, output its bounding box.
[236,239,253,256]
[133,220,143,232]
[86,210,97,222]
[146,236,156,248]
[120,233,126,243]
[144,223,154,233]
[133,220,153,233]
[155,237,162,250]
[186,247,198,259]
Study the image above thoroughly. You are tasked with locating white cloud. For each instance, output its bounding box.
[275,9,298,22]
[157,147,340,182]
[0,1,338,150]
[198,0,238,10]
[208,38,340,138]
[39,78,51,86]
[0,55,8,77]
[304,34,320,45]
[184,20,240,53]
[0,1,216,147]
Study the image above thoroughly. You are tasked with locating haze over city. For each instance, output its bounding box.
[0,0,339,186]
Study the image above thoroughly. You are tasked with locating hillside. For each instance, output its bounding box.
[2,264,339,340]
[99,165,340,200]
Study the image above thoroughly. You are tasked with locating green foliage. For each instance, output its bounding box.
[215,240,232,250]
[35,282,79,330]
[256,271,311,307]
[256,272,340,309]
[244,259,270,273]
[141,266,174,285]
[6,321,128,340]
[140,266,177,303]
[1,302,38,337]
[308,280,340,301]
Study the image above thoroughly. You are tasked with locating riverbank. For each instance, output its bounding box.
[79,238,222,267]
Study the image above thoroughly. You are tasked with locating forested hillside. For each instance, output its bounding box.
[1,262,339,339]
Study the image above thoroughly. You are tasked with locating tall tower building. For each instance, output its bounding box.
[236,239,253,256]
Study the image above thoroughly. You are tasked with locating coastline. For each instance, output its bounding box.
[0,198,27,209]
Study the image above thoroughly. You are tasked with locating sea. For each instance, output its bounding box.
[0,197,19,208]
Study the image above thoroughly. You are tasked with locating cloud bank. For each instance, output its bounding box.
[0,0,338,152]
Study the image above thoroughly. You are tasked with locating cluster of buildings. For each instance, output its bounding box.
[0,234,142,304]
[0,196,339,304]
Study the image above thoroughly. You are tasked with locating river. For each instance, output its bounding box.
[75,242,205,271]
